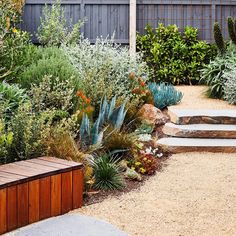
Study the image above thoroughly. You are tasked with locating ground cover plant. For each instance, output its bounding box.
[137,23,217,85]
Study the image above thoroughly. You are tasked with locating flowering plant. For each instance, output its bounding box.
[129,72,153,104]
[128,153,159,175]
[76,90,94,119]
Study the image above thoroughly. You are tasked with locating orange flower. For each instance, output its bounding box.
[85,106,94,113]
[76,90,83,97]
[140,81,146,87]
[129,71,135,80]
[85,98,91,104]
[80,94,87,101]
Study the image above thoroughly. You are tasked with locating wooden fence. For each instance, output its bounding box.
[21,0,236,43]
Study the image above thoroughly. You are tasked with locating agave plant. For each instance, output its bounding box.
[148,82,183,109]
[97,96,127,130]
[79,96,127,147]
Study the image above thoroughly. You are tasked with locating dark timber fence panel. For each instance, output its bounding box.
[21,0,236,43]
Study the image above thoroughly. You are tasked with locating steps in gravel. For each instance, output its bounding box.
[163,123,236,139]
[157,109,236,153]
[169,109,236,125]
[158,137,236,153]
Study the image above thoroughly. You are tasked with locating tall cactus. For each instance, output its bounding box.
[213,22,225,55]
[227,17,236,45]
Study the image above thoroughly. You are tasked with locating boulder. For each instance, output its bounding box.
[138,104,168,126]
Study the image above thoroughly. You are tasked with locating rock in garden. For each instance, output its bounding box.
[138,104,168,126]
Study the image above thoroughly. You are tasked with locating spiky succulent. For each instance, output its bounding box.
[148,82,183,109]
[79,96,127,146]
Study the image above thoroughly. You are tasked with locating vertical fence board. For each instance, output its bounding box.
[51,174,62,217]
[17,183,29,227]
[29,179,40,224]
[0,188,7,234]
[61,172,73,214]
[7,186,17,231]
[39,177,51,220]
[72,169,83,209]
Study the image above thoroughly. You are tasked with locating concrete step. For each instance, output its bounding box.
[163,123,236,139]
[169,109,236,125]
[157,137,236,153]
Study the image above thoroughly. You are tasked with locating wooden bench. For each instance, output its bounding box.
[0,157,84,234]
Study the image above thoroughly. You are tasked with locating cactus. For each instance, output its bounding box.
[227,17,236,45]
[213,22,225,55]
[148,82,183,110]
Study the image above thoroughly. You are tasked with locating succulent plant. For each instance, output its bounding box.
[79,96,127,146]
[148,82,183,109]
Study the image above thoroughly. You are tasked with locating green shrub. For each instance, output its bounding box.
[0,0,30,80]
[148,82,183,109]
[222,67,236,104]
[63,38,149,108]
[37,0,83,46]
[200,44,236,98]
[29,75,75,113]
[9,103,52,161]
[18,46,81,89]
[90,154,124,190]
[137,23,216,85]
[0,119,13,164]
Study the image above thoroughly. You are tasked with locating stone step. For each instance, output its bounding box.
[169,109,236,125]
[163,123,236,138]
[157,137,236,153]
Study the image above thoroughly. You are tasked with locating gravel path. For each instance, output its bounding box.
[172,85,235,110]
[75,86,236,236]
[77,153,236,236]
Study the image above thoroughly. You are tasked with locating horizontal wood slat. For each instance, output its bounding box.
[0,157,83,189]
[0,157,83,234]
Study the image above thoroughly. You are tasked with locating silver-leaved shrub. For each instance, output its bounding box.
[62,37,149,107]
[222,67,236,104]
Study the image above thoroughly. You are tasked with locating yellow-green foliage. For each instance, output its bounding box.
[0,119,13,164]
[103,129,138,152]
[45,131,84,163]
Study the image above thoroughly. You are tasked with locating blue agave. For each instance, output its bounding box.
[148,82,183,109]
[80,96,127,146]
